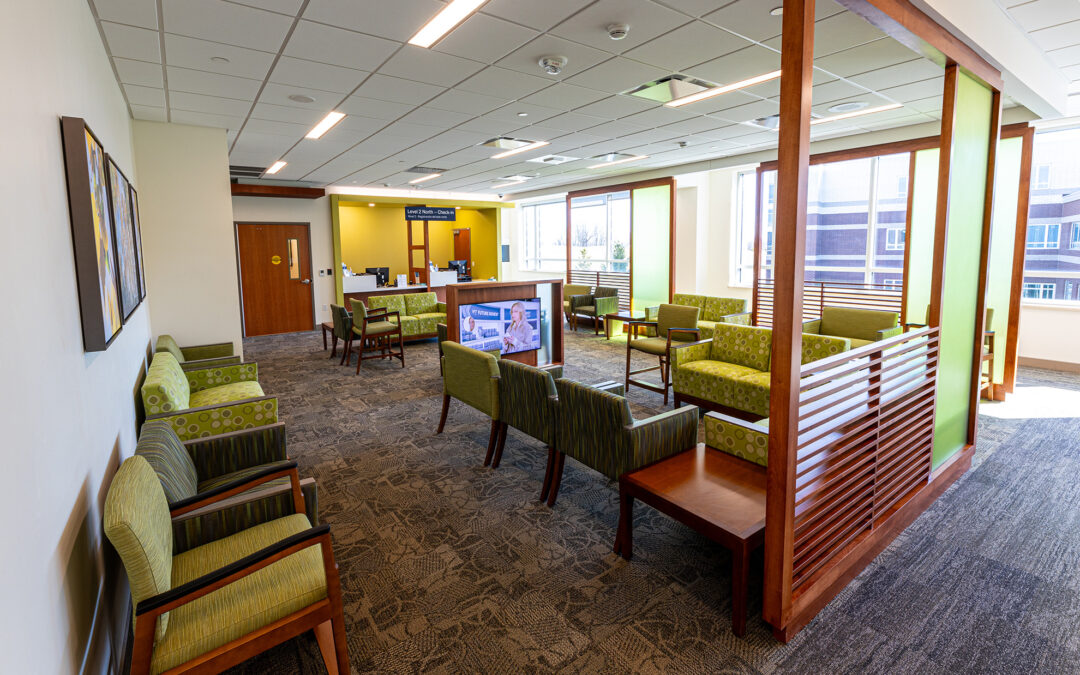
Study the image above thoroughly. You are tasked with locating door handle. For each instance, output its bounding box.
[301,279,311,284]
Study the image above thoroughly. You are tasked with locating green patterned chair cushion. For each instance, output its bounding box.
[575,304,597,316]
[104,455,174,642]
[563,284,592,312]
[696,320,717,339]
[703,296,749,322]
[816,307,900,342]
[154,399,278,441]
[802,333,851,364]
[395,315,421,336]
[135,420,198,502]
[498,360,558,446]
[367,294,406,316]
[849,337,873,349]
[628,337,670,356]
[710,323,772,372]
[152,513,326,674]
[672,359,762,409]
[188,381,265,409]
[672,293,706,312]
[442,340,500,417]
[669,340,712,370]
[143,352,191,414]
[404,292,438,316]
[730,372,771,418]
[704,413,769,467]
[185,363,257,393]
[155,335,186,363]
[355,320,399,337]
[656,303,701,340]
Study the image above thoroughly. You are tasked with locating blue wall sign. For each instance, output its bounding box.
[405,206,456,221]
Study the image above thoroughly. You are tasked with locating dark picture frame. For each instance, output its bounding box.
[60,116,122,351]
[130,186,146,300]
[106,155,141,319]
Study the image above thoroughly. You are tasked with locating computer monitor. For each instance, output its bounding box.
[448,260,467,274]
[365,267,389,286]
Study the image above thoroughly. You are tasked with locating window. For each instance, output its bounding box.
[883,278,902,288]
[732,170,757,286]
[884,227,905,251]
[1022,282,1055,300]
[519,199,566,272]
[1071,224,1080,249]
[1026,223,1060,249]
[897,175,908,198]
[1035,164,1050,189]
[569,191,630,272]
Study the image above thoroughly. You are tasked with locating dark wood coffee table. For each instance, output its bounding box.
[604,309,650,339]
[614,444,767,636]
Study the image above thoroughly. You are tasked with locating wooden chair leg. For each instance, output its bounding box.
[339,337,349,366]
[546,451,566,507]
[491,422,509,468]
[624,340,632,392]
[437,394,450,434]
[540,447,555,501]
[483,419,499,467]
[355,327,368,374]
[398,330,405,368]
[330,333,338,358]
[129,615,155,675]
[660,355,669,406]
[320,538,351,674]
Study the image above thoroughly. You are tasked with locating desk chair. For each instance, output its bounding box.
[347,299,404,371]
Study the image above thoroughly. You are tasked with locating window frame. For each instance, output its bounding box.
[518,198,567,273]
[1026,223,1060,250]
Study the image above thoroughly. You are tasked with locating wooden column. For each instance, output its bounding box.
[927,64,959,329]
[763,0,815,634]
[1003,126,1034,394]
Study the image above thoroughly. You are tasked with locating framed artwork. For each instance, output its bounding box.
[60,116,122,351]
[130,186,146,300]
[106,155,141,319]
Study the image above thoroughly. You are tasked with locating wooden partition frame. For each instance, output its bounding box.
[444,279,564,367]
[764,0,1002,642]
[1000,123,1036,395]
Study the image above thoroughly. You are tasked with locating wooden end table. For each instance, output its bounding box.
[604,309,649,340]
[614,444,767,636]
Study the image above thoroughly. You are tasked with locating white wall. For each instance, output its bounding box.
[1018,304,1080,367]
[0,1,150,672]
[231,196,335,325]
[500,200,569,282]
[134,121,242,354]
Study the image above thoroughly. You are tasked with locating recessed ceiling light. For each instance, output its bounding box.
[289,94,316,104]
[368,202,375,206]
[517,112,528,117]
[828,101,870,113]
[408,0,487,48]
[769,7,783,16]
[265,160,287,175]
[455,206,460,210]
[810,103,903,125]
[409,173,442,184]
[665,70,782,108]
[305,111,345,139]
[587,155,647,169]
[491,140,549,159]
[210,56,231,64]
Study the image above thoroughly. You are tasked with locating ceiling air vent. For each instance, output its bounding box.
[590,152,636,163]
[480,137,533,150]
[405,166,445,174]
[526,154,577,165]
[624,74,715,104]
[229,165,266,179]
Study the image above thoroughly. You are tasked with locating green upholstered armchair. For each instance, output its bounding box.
[803,306,901,348]
[671,294,751,337]
[625,303,701,405]
[136,420,318,553]
[348,298,404,371]
[704,412,769,467]
[142,352,277,442]
[155,334,239,370]
[548,378,699,505]
[563,284,593,321]
[366,292,447,339]
[104,455,349,675]
[569,285,619,335]
[438,340,501,465]
[329,304,353,365]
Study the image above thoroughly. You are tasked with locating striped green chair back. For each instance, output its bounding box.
[553,378,633,480]
[330,304,352,341]
[497,359,558,446]
[135,420,198,502]
[142,352,191,415]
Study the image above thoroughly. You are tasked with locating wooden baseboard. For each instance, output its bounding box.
[1017,356,1080,374]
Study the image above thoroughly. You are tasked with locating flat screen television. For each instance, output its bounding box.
[459,298,542,355]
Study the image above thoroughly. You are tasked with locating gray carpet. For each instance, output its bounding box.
[222,328,1080,674]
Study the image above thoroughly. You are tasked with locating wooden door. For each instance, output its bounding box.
[236,223,314,336]
[453,228,471,273]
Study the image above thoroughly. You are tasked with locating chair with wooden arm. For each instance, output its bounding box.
[569,286,620,334]
[136,420,319,553]
[437,340,501,465]
[155,334,240,370]
[104,455,349,675]
[348,298,404,371]
[328,304,353,363]
[625,303,701,405]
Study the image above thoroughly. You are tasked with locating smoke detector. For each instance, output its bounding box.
[828,101,869,113]
[538,55,568,76]
[607,23,630,40]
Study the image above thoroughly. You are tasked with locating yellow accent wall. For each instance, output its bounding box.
[338,204,499,281]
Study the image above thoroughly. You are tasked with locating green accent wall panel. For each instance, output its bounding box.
[631,185,672,311]
[906,148,940,325]
[933,72,993,467]
[986,136,1023,384]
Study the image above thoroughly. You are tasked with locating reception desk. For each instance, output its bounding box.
[445,279,564,367]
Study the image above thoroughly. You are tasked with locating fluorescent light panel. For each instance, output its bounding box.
[408,173,442,184]
[587,155,647,169]
[491,140,549,159]
[305,111,345,139]
[408,0,486,48]
[265,160,287,174]
[492,179,526,189]
[665,70,782,108]
[810,103,903,125]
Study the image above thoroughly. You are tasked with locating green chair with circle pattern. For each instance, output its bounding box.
[155,334,239,370]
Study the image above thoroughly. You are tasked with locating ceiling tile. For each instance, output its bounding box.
[284,20,400,70]
[575,95,658,119]
[623,20,752,72]
[619,105,699,128]
[495,35,611,80]
[454,115,528,136]
[399,106,474,128]
[230,0,306,14]
[683,45,780,88]
[352,73,445,104]
[163,34,275,79]
[551,0,690,55]
[810,78,874,105]
[336,114,389,135]
[565,58,669,95]
[166,66,261,99]
[585,119,649,138]
[250,101,327,123]
[518,83,609,110]
[101,22,161,63]
[124,84,166,107]
[1029,19,1080,51]
[269,56,369,93]
[231,131,296,162]
[657,116,735,137]
[337,94,416,119]
[656,0,737,18]
[242,117,308,137]
[667,89,758,117]
[481,0,595,32]
[378,45,486,87]
[1047,43,1080,68]
[813,38,920,79]
[1008,0,1080,32]
[434,12,539,64]
[458,66,554,99]
[486,102,564,123]
[259,82,342,110]
[93,0,158,29]
[161,0,293,51]
[702,0,784,41]
[708,98,779,124]
[848,58,943,91]
[542,112,608,132]
[302,0,442,41]
[114,58,164,88]
[172,90,253,116]
[428,88,512,115]
[130,105,168,122]
[170,109,245,129]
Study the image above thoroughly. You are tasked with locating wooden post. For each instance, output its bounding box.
[928,65,959,329]
[1003,126,1034,394]
[752,168,765,325]
[763,0,815,634]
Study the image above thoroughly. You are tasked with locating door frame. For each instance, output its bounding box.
[233,221,316,337]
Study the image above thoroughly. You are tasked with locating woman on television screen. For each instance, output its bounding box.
[503,302,534,353]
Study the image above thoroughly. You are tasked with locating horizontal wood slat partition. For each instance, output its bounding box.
[790,327,939,597]
[754,280,903,327]
[568,270,631,311]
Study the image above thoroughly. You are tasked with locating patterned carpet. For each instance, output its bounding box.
[222,327,1080,674]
